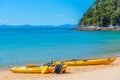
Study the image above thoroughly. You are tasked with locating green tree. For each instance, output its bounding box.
[111,9,120,26]
[79,0,120,27]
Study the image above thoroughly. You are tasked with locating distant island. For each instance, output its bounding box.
[73,0,120,31]
[0,24,77,29]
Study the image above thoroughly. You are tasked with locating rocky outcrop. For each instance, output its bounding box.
[71,26,120,31]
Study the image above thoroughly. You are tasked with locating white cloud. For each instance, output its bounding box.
[5,20,9,23]
[57,13,75,23]
[0,19,9,23]
[0,19,3,22]
[57,14,64,17]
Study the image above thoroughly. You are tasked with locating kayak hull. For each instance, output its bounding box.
[10,65,67,74]
[54,57,116,66]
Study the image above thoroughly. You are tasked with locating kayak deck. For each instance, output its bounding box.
[10,65,67,74]
[54,57,116,66]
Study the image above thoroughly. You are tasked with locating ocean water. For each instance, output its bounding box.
[0,28,120,67]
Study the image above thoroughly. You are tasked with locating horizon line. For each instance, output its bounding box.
[0,24,78,26]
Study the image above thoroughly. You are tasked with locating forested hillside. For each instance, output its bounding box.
[79,0,120,27]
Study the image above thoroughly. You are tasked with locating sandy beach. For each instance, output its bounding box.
[0,57,120,80]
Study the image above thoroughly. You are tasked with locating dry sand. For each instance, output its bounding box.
[0,57,120,80]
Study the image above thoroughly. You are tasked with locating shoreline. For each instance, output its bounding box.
[71,26,120,31]
[0,57,120,80]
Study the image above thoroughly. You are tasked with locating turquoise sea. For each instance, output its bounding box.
[0,28,120,67]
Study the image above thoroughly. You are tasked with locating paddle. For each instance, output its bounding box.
[41,65,49,74]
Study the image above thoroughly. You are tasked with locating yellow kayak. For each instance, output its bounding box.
[54,57,116,66]
[10,64,67,74]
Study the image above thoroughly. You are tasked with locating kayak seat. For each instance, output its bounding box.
[26,64,37,68]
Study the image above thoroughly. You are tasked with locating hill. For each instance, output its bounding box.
[77,0,120,30]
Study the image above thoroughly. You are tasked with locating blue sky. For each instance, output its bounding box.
[0,0,95,25]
